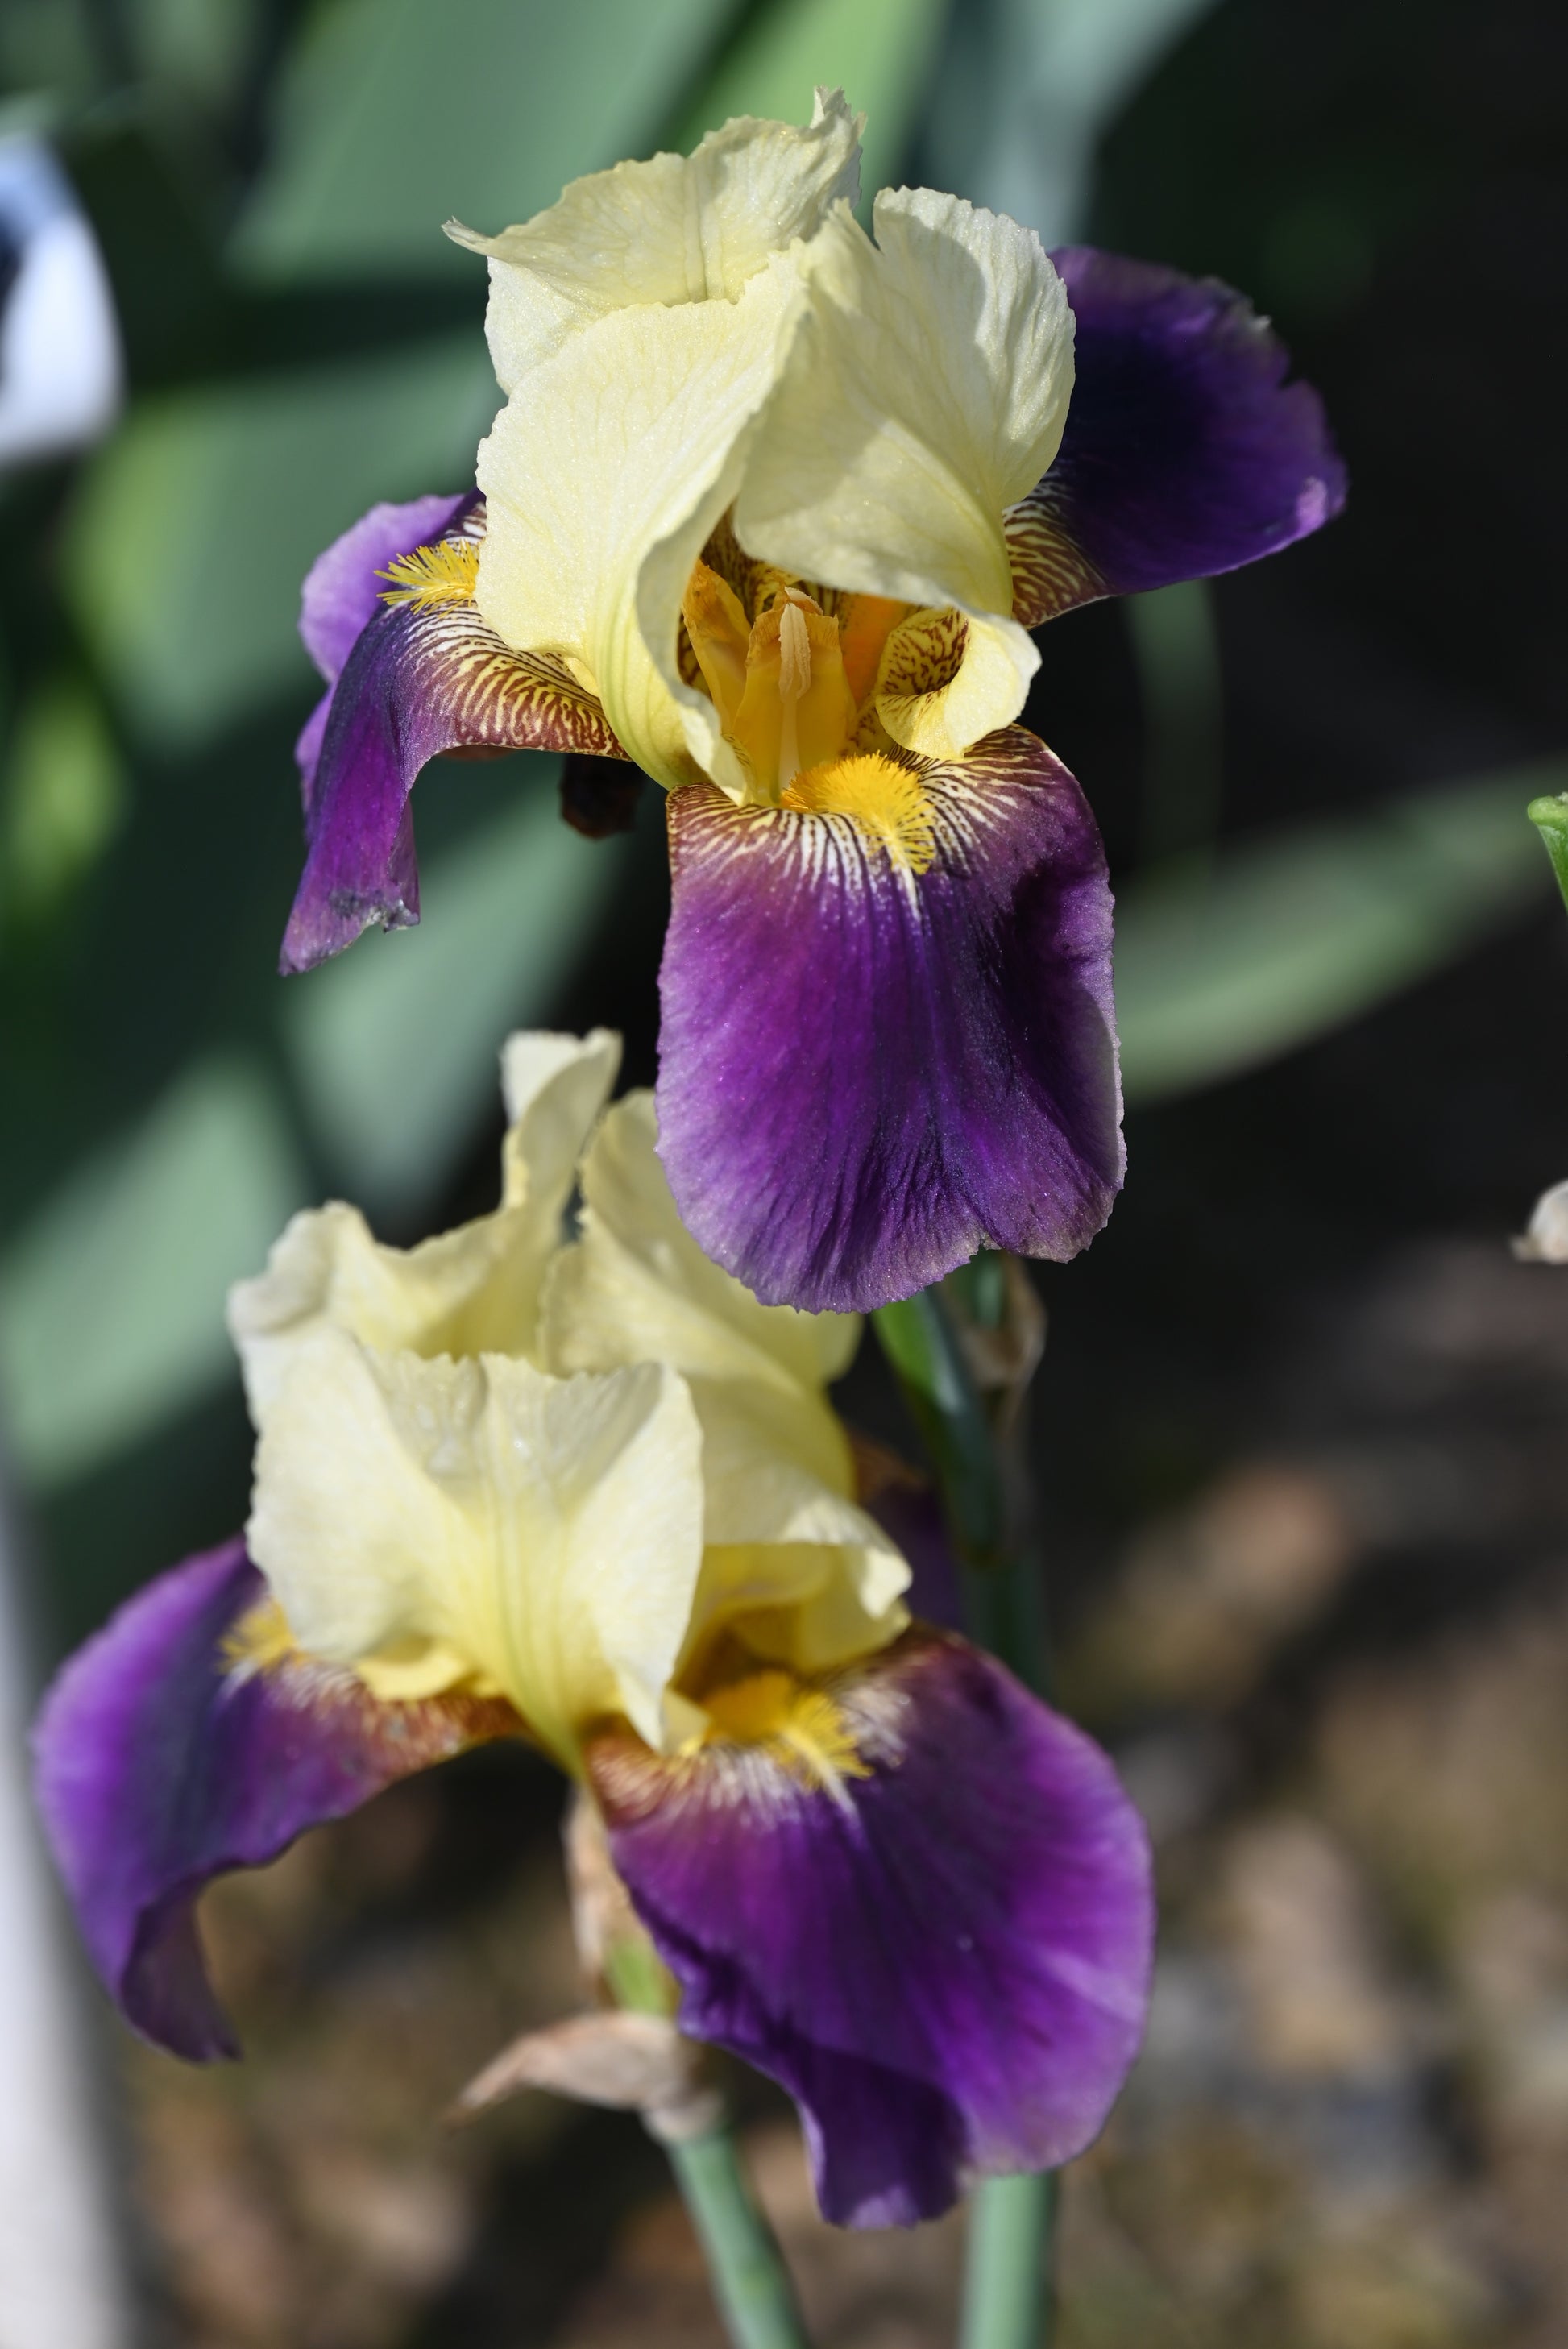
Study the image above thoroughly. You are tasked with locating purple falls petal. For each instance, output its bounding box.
[300,492,472,684]
[31,1538,520,2060]
[589,1628,1154,2227]
[656,728,1123,1315]
[295,490,473,820]
[1008,247,1347,626]
[283,497,627,973]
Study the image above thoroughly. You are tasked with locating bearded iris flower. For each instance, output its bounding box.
[281,91,1342,1317]
[33,1031,1151,2228]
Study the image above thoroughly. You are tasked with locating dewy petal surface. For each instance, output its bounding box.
[1007,246,1347,626]
[475,265,802,794]
[735,189,1075,752]
[283,498,623,974]
[657,729,1122,1314]
[31,1538,519,2059]
[589,1628,1154,2227]
[451,87,861,392]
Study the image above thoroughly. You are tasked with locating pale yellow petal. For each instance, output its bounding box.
[244,1324,463,1669]
[684,1537,909,1680]
[542,1091,860,1395]
[229,1199,535,1418]
[230,1031,620,1417]
[247,1333,706,1769]
[450,87,861,393]
[874,605,1039,760]
[475,265,803,791]
[499,1025,621,1207]
[735,187,1074,746]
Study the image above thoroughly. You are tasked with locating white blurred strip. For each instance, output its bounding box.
[0,1465,129,2349]
[0,138,122,468]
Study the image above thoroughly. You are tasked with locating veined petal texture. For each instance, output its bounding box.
[1008,246,1347,625]
[453,86,862,390]
[476,264,803,792]
[590,1629,1154,2227]
[657,730,1122,1313]
[735,189,1075,750]
[283,496,622,973]
[31,1540,519,2058]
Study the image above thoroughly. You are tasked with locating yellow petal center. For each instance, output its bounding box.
[694,1666,869,1792]
[378,537,480,610]
[784,752,937,874]
[682,554,910,804]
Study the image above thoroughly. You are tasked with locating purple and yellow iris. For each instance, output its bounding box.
[279,93,1342,1317]
[33,1031,1153,2227]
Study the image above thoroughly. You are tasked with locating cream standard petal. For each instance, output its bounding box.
[230,1030,620,1417]
[499,1025,620,1208]
[545,1091,859,1395]
[476,264,801,791]
[736,188,1075,748]
[449,88,861,394]
[541,1091,906,1679]
[247,1332,705,1769]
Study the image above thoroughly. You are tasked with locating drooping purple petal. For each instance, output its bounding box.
[31,1538,520,2060]
[656,728,1122,1315]
[1008,247,1347,627]
[294,492,473,818]
[300,492,473,685]
[282,498,627,973]
[589,1629,1153,2227]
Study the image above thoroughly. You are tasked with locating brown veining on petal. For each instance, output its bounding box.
[1004,486,1107,628]
[875,605,970,748]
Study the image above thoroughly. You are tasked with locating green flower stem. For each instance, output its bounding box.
[960,2173,1058,2349]
[1529,792,1568,916]
[664,2126,812,2349]
[874,1282,1058,2348]
[873,1287,1006,1569]
[599,1945,811,2349]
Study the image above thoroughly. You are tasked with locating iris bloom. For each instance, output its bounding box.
[281,93,1342,1316]
[33,1031,1151,2227]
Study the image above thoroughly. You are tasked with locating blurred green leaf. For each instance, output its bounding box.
[1118,767,1563,1103]
[929,0,1222,240]
[1126,579,1223,864]
[65,336,489,745]
[284,762,628,1217]
[238,0,740,282]
[2,674,126,928]
[0,1056,305,1487]
[668,0,947,201]
[127,0,259,116]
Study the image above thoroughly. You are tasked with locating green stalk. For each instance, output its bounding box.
[1529,792,1568,916]
[599,1944,811,2349]
[664,2128,811,2349]
[874,1282,1058,2347]
[960,2174,1057,2349]
[873,1288,1004,1567]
